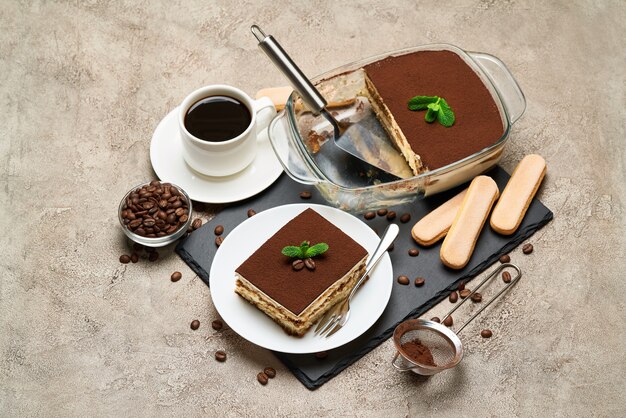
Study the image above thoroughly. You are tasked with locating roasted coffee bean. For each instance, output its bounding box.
[386,211,396,221]
[190,320,200,330]
[215,236,224,247]
[364,211,376,220]
[157,210,167,220]
[212,320,223,331]
[481,329,493,338]
[214,225,224,236]
[377,208,388,216]
[430,317,441,323]
[400,213,411,223]
[175,207,185,217]
[292,259,304,271]
[502,271,512,283]
[304,258,316,271]
[471,292,483,303]
[215,350,227,362]
[129,219,142,229]
[387,243,394,252]
[247,209,256,217]
[522,243,534,254]
[459,289,471,298]
[179,214,189,223]
[171,200,183,209]
[263,367,276,378]
[414,277,425,287]
[130,253,139,263]
[119,254,131,264]
[397,275,410,285]
[143,218,156,227]
[171,271,182,282]
[166,208,176,214]
[449,291,459,303]
[408,248,419,257]
[314,351,328,359]
[457,282,465,291]
[148,252,159,262]
[499,254,511,263]
[135,228,146,236]
[192,218,203,230]
[257,372,269,385]
[299,191,312,200]
[158,199,168,208]
[443,316,453,327]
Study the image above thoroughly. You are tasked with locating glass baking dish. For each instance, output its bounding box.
[268,44,525,213]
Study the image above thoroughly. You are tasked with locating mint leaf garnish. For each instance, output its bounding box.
[282,241,329,260]
[281,246,304,258]
[304,243,329,258]
[407,95,455,127]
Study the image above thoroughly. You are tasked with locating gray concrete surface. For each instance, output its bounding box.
[1,1,625,416]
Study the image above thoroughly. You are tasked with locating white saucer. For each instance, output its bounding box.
[150,107,283,204]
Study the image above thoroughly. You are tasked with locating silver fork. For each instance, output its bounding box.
[315,223,399,337]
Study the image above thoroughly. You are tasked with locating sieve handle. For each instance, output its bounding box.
[391,351,416,372]
[441,263,522,334]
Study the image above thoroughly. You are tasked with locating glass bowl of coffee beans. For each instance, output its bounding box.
[118,180,192,247]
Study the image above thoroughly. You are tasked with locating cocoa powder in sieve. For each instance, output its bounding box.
[401,338,436,367]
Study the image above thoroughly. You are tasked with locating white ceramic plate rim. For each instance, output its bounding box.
[209,203,393,353]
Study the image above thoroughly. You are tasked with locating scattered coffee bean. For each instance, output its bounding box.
[299,191,312,200]
[502,271,512,283]
[130,253,139,263]
[314,351,328,359]
[214,225,224,236]
[377,208,388,216]
[443,316,453,327]
[457,282,465,291]
[414,277,425,287]
[247,209,256,217]
[119,254,131,264]
[304,258,316,271]
[397,275,410,285]
[387,243,394,252]
[430,316,441,323]
[190,320,200,330]
[481,329,493,338]
[522,243,534,254]
[211,319,223,331]
[471,292,483,303]
[148,251,159,262]
[292,259,304,271]
[364,211,376,220]
[263,367,276,378]
[459,289,471,299]
[449,291,459,303]
[215,236,224,247]
[499,254,511,263]
[408,248,419,257]
[386,211,396,221]
[257,372,269,385]
[215,350,227,362]
[171,271,182,282]
[400,213,411,223]
[191,218,203,230]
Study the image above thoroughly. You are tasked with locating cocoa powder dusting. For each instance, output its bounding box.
[401,338,437,367]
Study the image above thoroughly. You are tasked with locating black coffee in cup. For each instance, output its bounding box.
[184,96,252,142]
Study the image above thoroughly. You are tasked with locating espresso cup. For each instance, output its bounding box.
[179,85,276,177]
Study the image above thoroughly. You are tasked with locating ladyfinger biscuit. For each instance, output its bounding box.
[490,154,547,235]
[411,188,468,246]
[256,86,356,111]
[440,176,499,269]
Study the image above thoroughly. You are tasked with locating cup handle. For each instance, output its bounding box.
[391,351,415,372]
[253,96,277,134]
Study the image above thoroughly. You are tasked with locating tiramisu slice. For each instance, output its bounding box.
[363,50,505,175]
[235,208,368,337]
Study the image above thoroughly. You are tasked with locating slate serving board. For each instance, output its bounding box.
[176,166,553,389]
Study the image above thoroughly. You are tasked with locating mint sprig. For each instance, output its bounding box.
[281,241,329,259]
[407,95,455,127]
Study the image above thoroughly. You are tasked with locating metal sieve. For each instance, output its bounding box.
[392,263,522,375]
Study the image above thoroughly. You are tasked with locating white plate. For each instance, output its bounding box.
[149,107,283,204]
[209,204,393,354]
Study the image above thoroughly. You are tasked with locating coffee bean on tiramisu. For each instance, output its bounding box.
[443,316,453,327]
[522,243,534,254]
[299,191,312,200]
[481,329,493,338]
[408,248,419,257]
[190,320,200,330]
[130,253,139,263]
[397,275,410,285]
[314,351,328,359]
[457,281,465,291]
[171,271,182,282]
[263,367,276,378]
[211,319,223,331]
[304,258,316,271]
[502,271,512,283]
[387,243,394,252]
[499,254,511,263]
[215,350,227,362]
[191,218,203,230]
[292,259,304,271]
[148,251,159,262]
[400,213,411,223]
[459,289,471,299]
[364,211,376,220]
[214,225,224,235]
[377,208,388,216]
[247,209,256,217]
[386,211,396,221]
[257,372,269,385]
[414,277,425,287]
[449,291,459,303]
[471,292,483,303]
[119,254,131,264]
[430,317,441,323]
[215,236,224,247]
